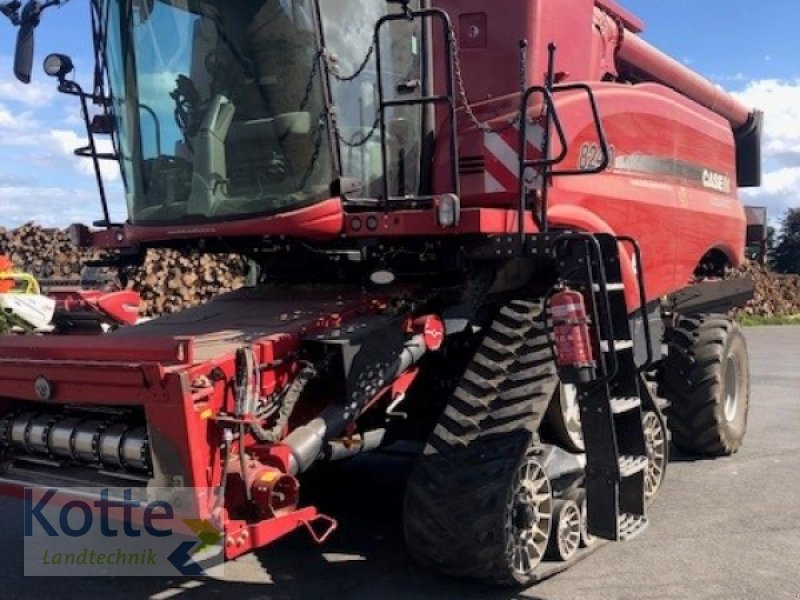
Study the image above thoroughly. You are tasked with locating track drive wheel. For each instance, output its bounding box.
[661,315,750,456]
[545,499,581,562]
[642,410,668,502]
[563,488,596,548]
[403,300,559,585]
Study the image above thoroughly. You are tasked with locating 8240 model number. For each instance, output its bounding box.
[578,142,615,172]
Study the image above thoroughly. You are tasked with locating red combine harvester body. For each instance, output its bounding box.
[0,0,760,585]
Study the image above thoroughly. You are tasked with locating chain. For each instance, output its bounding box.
[298,49,324,112]
[298,113,326,190]
[329,43,376,82]
[337,114,381,148]
[322,26,522,150]
[449,25,521,134]
[318,38,381,147]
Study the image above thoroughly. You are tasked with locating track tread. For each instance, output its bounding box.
[404,299,559,585]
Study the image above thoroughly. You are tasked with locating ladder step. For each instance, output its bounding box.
[618,513,649,541]
[599,339,634,352]
[592,282,625,292]
[610,396,641,414]
[618,455,648,477]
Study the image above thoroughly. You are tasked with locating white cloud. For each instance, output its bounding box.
[0,102,39,131]
[732,78,800,217]
[0,77,57,108]
[0,56,59,108]
[742,167,800,216]
[0,115,120,182]
[733,79,800,168]
[62,106,85,128]
[50,129,120,182]
[0,57,125,229]
[0,186,107,227]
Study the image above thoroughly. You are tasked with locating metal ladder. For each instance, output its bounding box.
[555,233,651,541]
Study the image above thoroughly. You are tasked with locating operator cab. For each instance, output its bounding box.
[98,0,425,226]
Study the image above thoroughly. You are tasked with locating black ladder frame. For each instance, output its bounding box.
[553,232,655,541]
[374,6,460,207]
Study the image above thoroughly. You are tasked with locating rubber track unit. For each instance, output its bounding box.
[660,314,749,456]
[403,300,559,585]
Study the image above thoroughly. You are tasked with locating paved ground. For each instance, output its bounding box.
[2,326,799,599]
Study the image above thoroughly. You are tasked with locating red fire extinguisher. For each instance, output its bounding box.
[549,288,596,384]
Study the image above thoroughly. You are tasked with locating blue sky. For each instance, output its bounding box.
[626,0,800,220]
[0,0,798,227]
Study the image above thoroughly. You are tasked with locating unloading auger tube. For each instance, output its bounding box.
[615,27,753,129]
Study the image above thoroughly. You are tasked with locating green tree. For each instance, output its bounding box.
[772,208,800,274]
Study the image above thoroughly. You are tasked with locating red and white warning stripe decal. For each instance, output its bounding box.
[482,120,546,194]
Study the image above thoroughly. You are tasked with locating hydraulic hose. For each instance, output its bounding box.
[250,362,316,443]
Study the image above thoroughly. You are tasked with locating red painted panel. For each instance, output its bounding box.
[91,198,345,248]
[459,13,488,49]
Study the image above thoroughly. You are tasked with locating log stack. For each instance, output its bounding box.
[2,223,800,320]
[728,261,800,319]
[0,223,94,280]
[0,223,245,317]
[128,249,246,316]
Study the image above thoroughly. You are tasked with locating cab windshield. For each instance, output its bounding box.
[104,0,333,225]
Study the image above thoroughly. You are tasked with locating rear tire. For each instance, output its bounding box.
[403,300,559,585]
[661,315,750,456]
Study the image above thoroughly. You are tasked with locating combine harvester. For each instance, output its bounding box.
[0,0,760,584]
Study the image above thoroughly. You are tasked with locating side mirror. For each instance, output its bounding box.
[13,0,42,84]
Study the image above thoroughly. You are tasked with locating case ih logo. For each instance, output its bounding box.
[701,169,732,194]
[23,487,223,577]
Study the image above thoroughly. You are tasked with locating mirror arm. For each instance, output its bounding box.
[57,78,108,105]
[0,1,22,23]
[59,76,113,226]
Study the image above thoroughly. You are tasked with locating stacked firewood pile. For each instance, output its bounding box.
[2,223,800,319]
[0,223,97,279]
[0,224,245,317]
[129,250,246,316]
[728,261,800,319]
